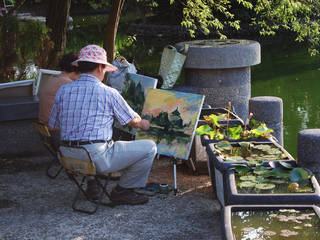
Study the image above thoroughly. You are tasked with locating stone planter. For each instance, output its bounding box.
[224,168,320,205]
[223,205,320,240]
[176,39,261,121]
[206,141,295,172]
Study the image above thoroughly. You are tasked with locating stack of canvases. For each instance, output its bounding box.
[196,106,320,240]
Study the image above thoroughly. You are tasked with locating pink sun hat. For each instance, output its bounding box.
[72,44,118,72]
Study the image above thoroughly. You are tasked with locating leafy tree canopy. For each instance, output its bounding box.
[2,0,320,55]
[76,0,320,55]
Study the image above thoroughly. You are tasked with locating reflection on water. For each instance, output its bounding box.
[252,44,320,158]
[232,209,320,240]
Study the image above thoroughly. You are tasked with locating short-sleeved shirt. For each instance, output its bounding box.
[38,74,72,125]
[48,74,136,141]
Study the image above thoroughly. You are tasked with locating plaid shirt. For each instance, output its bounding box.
[49,74,135,141]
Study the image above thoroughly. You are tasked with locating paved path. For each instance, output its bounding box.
[0,156,223,240]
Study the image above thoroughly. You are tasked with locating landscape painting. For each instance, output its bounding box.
[114,73,157,135]
[136,89,204,160]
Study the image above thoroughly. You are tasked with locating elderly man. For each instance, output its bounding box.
[49,45,157,205]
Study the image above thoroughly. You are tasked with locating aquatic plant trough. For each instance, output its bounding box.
[224,165,320,205]
[223,205,320,240]
[206,141,295,206]
[207,141,295,172]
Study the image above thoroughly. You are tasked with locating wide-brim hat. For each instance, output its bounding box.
[72,44,118,72]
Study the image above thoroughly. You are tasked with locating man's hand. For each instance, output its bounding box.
[128,115,150,131]
[139,119,150,131]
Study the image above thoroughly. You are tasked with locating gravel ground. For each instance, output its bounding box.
[0,156,223,240]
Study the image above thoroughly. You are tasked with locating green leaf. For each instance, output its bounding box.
[269,168,290,179]
[253,166,270,176]
[238,142,252,148]
[228,125,242,139]
[216,141,232,150]
[279,161,295,169]
[196,124,212,135]
[204,114,220,127]
[290,168,310,182]
[234,165,250,174]
[240,175,256,182]
[248,159,263,166]
[255,183,276,190]
[225,156,244,162]
[240,181,256,188]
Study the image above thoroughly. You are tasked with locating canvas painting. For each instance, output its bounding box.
[35,69,61,96]
[114,73,157,135]
[136,89,204,160]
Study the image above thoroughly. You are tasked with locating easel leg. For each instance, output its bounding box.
[173,158,178,195]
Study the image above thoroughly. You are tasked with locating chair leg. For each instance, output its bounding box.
[68,174,113,214]
[46,158,63,179]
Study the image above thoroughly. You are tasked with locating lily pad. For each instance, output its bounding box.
[255,183,276,190]
[240,175,256,182]
[253,166,271,176]
[225,156,245,162]
[248,159,263,166]
[238,142,252,148]
[290,168,310,182]
[216,141,232,151]
[239,181,256,188]
[234,165,250,174]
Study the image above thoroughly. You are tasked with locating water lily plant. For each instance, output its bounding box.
[233,162,314,194]
[214,141,289,163]
[196,112,274,140]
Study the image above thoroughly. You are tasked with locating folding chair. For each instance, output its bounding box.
[33,121,63,179]
[58,145,114,214]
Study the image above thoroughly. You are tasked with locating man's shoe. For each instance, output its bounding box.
[86,180,101,201]
[110,186,149,205]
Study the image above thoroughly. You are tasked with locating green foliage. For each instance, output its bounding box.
[0,16,52,82]
[18,19,50,61]
[216,141,290,163]
[235,163,314,193]
[290,168,310,182]
[196,117,274,140]
[168,0,320,54]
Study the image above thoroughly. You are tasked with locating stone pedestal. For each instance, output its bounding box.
[176,39,260,121]
[297,129,320,176]
[249,96,283,146]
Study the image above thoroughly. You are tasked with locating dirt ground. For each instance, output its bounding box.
[0,155,223,240]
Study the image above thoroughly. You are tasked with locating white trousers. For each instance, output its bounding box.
[60,139,157,189]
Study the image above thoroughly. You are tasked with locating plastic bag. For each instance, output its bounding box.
[158,45,187,89]
[107,57,137,93]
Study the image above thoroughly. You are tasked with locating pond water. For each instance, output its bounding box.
[232,208,320,239]
[251,44,320,158]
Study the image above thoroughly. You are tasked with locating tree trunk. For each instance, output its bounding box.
[103,0,125,63]
[46,0,71,68]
